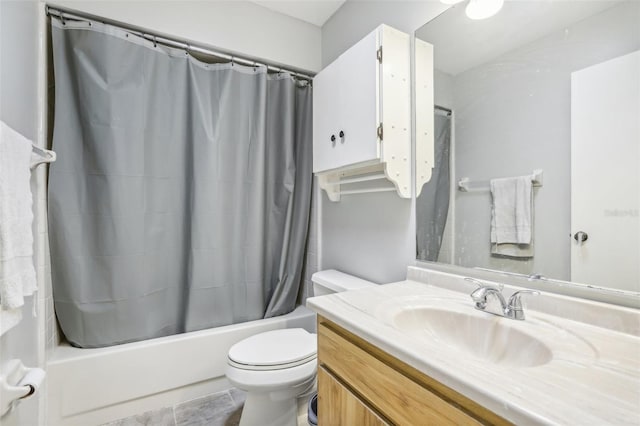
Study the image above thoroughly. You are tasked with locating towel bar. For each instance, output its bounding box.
[458,169,543,192]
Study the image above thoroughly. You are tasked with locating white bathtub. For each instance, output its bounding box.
[47,306,316,425]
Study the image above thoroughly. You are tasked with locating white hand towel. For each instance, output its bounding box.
[490,175,534,258]
[0,121,37,335]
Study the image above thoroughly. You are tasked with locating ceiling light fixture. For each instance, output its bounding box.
[465,0,505,20]
[440,0,505,20]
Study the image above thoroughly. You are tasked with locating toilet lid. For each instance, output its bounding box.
[228,329,317,369]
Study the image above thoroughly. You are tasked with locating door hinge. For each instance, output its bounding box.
[376,46,383,64]
[377,123,383,141]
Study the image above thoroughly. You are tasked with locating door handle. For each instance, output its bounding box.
[573,231,588,243]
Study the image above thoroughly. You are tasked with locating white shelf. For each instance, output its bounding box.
[317,162,409,202]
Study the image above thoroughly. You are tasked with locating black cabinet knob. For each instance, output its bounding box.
[573,231,588,243]
[339,130,345,138]
[330,134,336,142]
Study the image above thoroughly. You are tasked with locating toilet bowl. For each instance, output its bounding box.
[225,270,376,426]
[225,328,317,426]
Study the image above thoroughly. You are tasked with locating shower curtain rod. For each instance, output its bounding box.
[45,5,314,81]
[435,105,452,116]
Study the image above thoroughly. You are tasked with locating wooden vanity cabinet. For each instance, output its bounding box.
[318,368,387,425]
[316,316,512,426]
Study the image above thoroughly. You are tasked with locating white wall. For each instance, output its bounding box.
[322,1,448,66]
[1,0,39,137]
[321,192,415,284]
[319,2,447,284]
[0,1,46,425]
[49,0,322,72]
[434,69,453,109]
[451,2,640,280]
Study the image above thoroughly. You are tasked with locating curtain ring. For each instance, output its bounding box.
[231,57,235,67]
[153,36,157,48]
[60,13,66,26]
[253,62,258,72]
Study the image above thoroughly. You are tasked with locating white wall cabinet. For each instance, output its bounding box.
[313,24,412,201]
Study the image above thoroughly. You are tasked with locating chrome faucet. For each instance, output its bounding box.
[464,278,539,320]
[506,290,541,320]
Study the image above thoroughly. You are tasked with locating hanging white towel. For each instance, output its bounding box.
[0,121,37,335]
[490,175,534,258]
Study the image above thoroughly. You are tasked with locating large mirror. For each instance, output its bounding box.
[415,1,639,298]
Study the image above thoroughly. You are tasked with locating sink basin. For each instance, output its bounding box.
[390,306,553,368]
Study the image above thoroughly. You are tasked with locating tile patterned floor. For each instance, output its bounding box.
[101,388,309,426]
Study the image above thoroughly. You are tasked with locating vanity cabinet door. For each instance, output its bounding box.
[318,367,388,426]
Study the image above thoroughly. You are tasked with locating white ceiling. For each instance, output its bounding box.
[250,0,346,27]
[415,1,623,75]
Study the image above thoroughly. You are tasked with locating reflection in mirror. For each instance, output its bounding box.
[416,106,451,262]
[415,1,639,295]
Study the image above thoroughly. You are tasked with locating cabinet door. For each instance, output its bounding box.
[318,318,486,425]
[313,59,341,173]
[336,29,380,169]
[318,367,388,426]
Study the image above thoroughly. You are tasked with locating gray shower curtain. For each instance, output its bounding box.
[416,113,451,261]
[48,18,312,348]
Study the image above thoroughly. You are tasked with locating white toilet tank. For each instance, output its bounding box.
[311,270,376,297]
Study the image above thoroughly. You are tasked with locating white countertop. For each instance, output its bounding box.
[307,276,640,425]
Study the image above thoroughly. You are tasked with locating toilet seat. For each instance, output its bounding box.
[226,357,317,392]
[228,328,317,371]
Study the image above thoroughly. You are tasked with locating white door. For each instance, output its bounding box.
[335,29,379,170]
[312,59,341,173]
[312,30,379,174]
[570,50,640,292]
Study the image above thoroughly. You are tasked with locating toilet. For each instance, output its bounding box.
[225,270,376,426]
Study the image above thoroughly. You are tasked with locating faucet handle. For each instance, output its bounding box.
[465,278,505,310]
[464,277,483,288]
[507,290,540,320]
[464,277,503,291]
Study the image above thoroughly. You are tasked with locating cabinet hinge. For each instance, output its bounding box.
[376,46,383,64]
[377,123,383,141]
